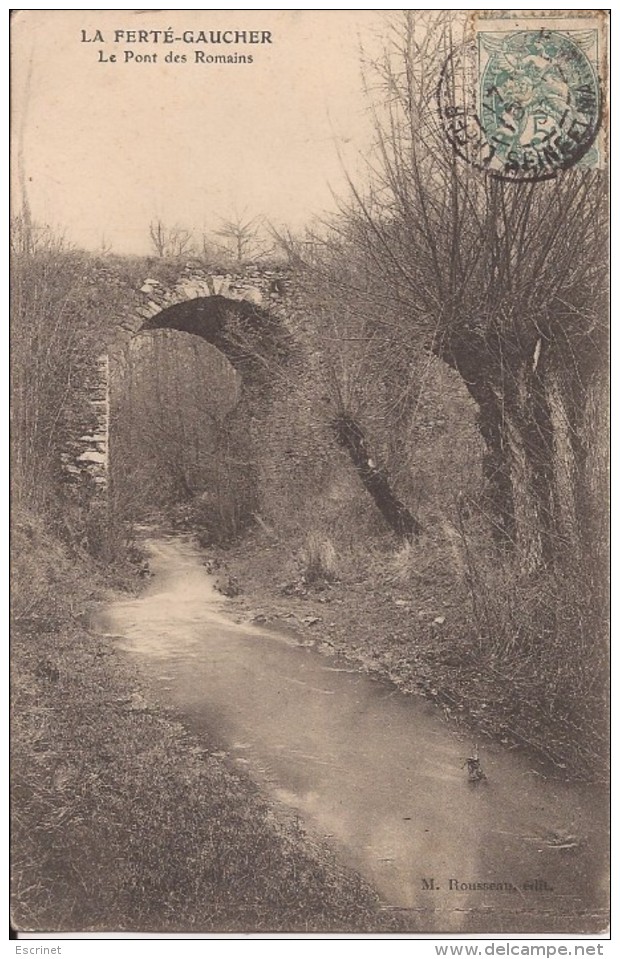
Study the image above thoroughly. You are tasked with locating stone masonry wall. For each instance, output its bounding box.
[63,265,293,493]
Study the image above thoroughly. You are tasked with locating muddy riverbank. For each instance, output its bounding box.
[212,528,609,783]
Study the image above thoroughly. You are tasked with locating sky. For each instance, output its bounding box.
[11,10,388,255]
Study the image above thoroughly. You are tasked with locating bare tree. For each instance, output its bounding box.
[149,219,194,258]
[322,12,607,571]
[214,209,273,264]
[98,233,112,256]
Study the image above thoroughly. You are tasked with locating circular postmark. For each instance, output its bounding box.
[438,30,601,181]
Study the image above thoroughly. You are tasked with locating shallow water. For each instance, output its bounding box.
[99,535,608,933]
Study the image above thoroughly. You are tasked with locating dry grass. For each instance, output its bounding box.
[220,519,609,783]
[457,547,609,778]
[299,532,339,584]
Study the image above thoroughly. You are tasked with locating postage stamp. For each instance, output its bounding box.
[438,14,605,181]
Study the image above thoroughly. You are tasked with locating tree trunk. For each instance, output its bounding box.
[470,381,515,546]
[441,335,556,572]
[437,337,515,546]
[580,369,609,559]
[504,410,546,573]
[503,357,556,572]
[545,366,582,555]
[332,412,422,539]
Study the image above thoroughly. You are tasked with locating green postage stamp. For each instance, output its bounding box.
[438,12,606,180]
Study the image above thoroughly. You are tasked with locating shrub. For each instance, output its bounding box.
[299,532,339,584]
[457,520,609,776]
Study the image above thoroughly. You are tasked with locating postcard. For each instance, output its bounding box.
[10,9,610,937]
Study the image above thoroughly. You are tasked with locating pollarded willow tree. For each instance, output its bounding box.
[333,11,608,572]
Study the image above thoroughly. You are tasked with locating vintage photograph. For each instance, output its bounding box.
[10,9,609,936]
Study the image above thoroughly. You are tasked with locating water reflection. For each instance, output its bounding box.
[100,536,608,933]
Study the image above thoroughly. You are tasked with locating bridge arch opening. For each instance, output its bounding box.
[137,294,294,384]
[108,292,294,541]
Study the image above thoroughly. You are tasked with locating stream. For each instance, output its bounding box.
[98,535,608,933]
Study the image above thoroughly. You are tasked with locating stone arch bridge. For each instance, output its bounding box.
[64,263,421,539]
[63,264,295,490]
